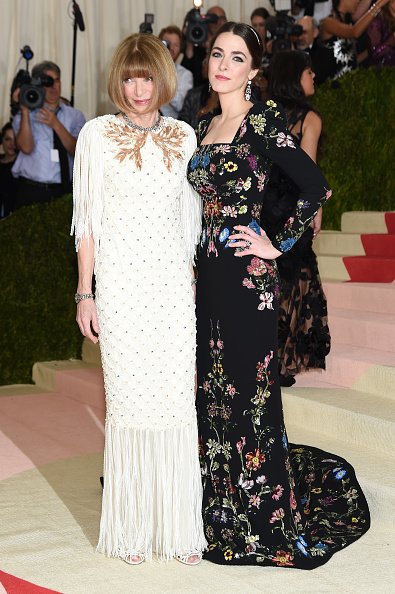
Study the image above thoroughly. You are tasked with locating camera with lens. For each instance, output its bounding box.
[185,8,218,45]
[139,13,154,34]
[265,13,303,54]
[10,45,54,115]
[18,74,54,110]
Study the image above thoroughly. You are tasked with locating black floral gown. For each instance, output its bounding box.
[187,101,370,569]
[261,106,331,384]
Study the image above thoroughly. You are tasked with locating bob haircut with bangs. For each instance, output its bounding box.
[108,33,177,114]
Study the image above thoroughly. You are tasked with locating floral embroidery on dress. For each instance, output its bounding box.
[103,118,187,171]
[239,217,279,308]
[242,256,279,310]
[276,132,296,149]
[191,101,331,264]
[189,148,255,257]
[199,322,368,566]
[276,191,332,253]
[249,114,267,136]
[200,325,308,565]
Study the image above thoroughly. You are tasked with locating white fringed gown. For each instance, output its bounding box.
[72,115,206,560]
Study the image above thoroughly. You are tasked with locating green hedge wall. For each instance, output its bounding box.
[0,195,82,385]
[313,67,395,229]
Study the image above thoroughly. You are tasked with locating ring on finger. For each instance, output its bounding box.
[245,240,252,248]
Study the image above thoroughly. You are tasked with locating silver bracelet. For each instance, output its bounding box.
[75,292,95,304]
[370,3,381,16]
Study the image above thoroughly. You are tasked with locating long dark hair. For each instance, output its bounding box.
[209,21,263,69]
[0,122,13,144]
[268,50,314,110]
[382,4,395,34]
[332,0,353,23]
[332,0,342,18]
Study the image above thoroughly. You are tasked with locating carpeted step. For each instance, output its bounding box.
[314,231,365,257]
[295,344,395,400]
[314,232,395,258]
[0,384,51,398]
[282,386,395,458]
[341,211,395,234]
[81,339,101,366]
[32,361,105,409]
[0,387,105,481]
[342,255,395,282]
[285,423,395,528]
[329,307,395,352]
[360,234,395,257]
[323,281,395,315]
[316,255,350,281]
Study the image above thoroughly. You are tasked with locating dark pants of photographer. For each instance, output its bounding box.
[15,177,72,210]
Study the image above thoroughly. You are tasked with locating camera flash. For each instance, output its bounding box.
[193,0,203,8]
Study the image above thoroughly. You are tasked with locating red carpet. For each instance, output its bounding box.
[342,212,395,281]
[0,571,62,594]
[360,234,395,257]
[385,212,395,234]
[343,256,395,282]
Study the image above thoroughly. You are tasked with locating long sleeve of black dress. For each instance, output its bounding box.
[247,101,331,253]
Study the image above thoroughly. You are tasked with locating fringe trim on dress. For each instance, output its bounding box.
[71,118,105,259]
[179,124,202,267]
[97,421,207,561]
[180,176,202,267]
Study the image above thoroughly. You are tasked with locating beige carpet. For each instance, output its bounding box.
[0,386,393,594]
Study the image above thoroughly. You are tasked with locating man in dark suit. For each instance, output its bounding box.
[296,16,338,85]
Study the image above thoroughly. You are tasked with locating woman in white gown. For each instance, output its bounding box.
[71,33,206,565]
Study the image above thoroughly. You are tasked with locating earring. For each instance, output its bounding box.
[244,80,252,101]
[208,82,212,91]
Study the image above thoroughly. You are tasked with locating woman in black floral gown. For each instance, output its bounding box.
[187,22,369,569]
[262,50,331,387]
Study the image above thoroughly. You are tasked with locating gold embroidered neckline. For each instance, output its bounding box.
[104,117,187,171]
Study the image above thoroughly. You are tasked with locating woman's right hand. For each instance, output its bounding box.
[76,299,99,343]
[228,225,283,260]
[311,207,323,237]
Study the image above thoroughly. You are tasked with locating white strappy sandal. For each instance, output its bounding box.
[123,553,145,565]
[176,552,202,566]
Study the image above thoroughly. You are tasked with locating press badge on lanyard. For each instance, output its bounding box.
[51,148,60,162]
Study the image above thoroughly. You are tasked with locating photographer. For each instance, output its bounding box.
[206,5,227,37]
[296,16,338,83]
[159,26,193,118]
[181,5,227,86]
[251,6,271,46]
[12,60,85,209]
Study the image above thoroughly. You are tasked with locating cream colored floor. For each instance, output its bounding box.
[0,443,393,594]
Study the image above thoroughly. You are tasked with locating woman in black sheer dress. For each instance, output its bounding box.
[0,123,17,218]
[263,50,331,387]
[187,22,369,569]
